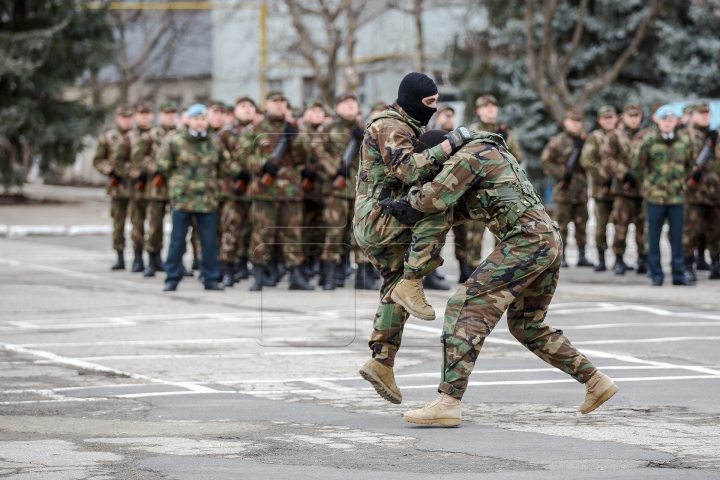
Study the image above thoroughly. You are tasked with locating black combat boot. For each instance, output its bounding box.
[154,253,165,272]
[250,263,264,291]
[264,259,279,287]
[111,250,125,270]
[235,257,250,280]
[684,256,697,283]
[205,282,225,291]
[458,260,473,283]
[696,250,710,271]
[335,256,347,288]
[613,255,628,276]
[577,246,593,267]
[560,251,569,268]
[423,270,450,290]
[289,267,315,290]
[594,249,606,272]
[636,255,648,275]
[276,258,287,280]
[131,249,144,273]
[322,261,336,290]
[221,262,235,287]
[709,255,720,280]
[355,263,379,290]
[143,253,158,277]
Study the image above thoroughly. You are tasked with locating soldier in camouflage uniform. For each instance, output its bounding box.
[580,106,621,272]
[157,104,226,291]
[131,102,177,277]
[93,106,135,270]
[383,130,616,425]
[243,91,315,291]
[613,102,648,275]
[540,108,593,268]
[630,105,695,286]
[466,95,524,268]
[355,73,466,405]
[682,103,720,281]
[216,96,257,285]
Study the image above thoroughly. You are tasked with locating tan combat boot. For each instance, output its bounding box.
[580,371,618,414]
[403,393,461,427]
[359,359,402,404]
[390,278,435,321]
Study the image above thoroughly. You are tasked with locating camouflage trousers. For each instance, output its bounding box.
[452,215,468,264]
[250,200,304,268]
[145,200,167,254]
[594,198,615,251]
[683,204,720,257]
[110,198,129,251]
[438,228,597,400]
[353,196,450,366]
[612,196,647,257]
[467,220,494,266]
[219,200,252,263]
[320,195,352,264]
[303,199,325,260]
[129,198,147,252]
[555,202,588,248]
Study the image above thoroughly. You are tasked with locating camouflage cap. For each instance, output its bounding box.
[565,108,583,121]
[695,102,710,113]
[115,104,135,117]
[135,100,154,113]
[622,102,642,115]
[370,101,388,112]
[159,102,178,113]
[683,104,697,115]
[266,90,287,102]
[437,104,455,115]
[475,94,498,108]
[235,96,257,109]
[304,98,324,110]
[597,105,617,118]
[335,91,358,105]
[208,100,227,111]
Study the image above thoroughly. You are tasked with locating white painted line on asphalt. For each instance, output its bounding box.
[557,322,720,330]
[0,397,108,405]
[0,224,7,236]
[395,375,720,389]
[64,350,359,361]
[574,336,720,345]
[8,225,67,237]
[67,225,112,236]
[18,338,258,348]
[0,258,144,289]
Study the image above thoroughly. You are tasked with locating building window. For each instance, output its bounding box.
[267,79,283,93]
[303,77,317,102]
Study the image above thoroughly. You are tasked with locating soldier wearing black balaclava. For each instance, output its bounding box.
[353,72,476,406]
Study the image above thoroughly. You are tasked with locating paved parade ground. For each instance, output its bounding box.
[2,186,720,478]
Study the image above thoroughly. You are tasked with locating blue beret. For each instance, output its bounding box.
[187,104,208,118]
[655,104,677,119]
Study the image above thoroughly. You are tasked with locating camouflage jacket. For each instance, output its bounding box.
[157,129,225,213]
[631,127,694,206]
[539,131,588,204]
[580,128,625,200]
[217,121,250,202]
[467,120,523,161]
[407,132,553,242]
[131,125,176,201]
[317,116,362,200]
[358,103,448,195]
[296,121,324,202]
[93,127,132,199]
[683,125,720,205]
[243,115,309,202]
[115,126,154,200]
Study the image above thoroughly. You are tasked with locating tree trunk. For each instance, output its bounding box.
[413,0,424,73]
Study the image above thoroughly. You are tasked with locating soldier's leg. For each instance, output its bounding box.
[402,210,451,279]
[130,198,147,253]
[277,201,305,269]
[439,230,597,400]
[249,200,277,268]
[595,199,612,252]
[219,200,241,264]
[573,202,589,247]
[190,217,201,268]
[555,202,571,247]
[302,199,325,260]
[634,198,648,258]
[466,220,486,267]
[320,195,346,266]
[164,209,192,288]
[611,196,630,257]
[682,204,702,280]
[145,200,166,255]
[195,210,220,287]
[110,198,128,251]
[708,206,720,279]
[236,201,253,260]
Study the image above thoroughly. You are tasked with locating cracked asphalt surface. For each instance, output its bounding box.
[1,186,720,478]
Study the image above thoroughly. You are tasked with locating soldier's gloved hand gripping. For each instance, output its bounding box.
[379,197,424,225]
[445,126,474,154]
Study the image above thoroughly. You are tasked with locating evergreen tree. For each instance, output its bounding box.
[452,0,720,187]
[0,0,115,191]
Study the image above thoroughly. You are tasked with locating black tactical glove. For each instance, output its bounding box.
[138,173,148,183]
[691,169,703,182]
[262,161,280,177]
[563,171,573,183]
[351,125,364,142]
[335,165,350,179]
[109,170,121,181]
[236,169,251,184]
[603,178,613,188]
[445,126,474,154]
[284,122,299,136]
[379,197,424,225]
[623,173,637,188]
[301,167,317,181]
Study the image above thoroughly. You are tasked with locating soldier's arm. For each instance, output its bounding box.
[112,136,133,179]
[92,134,114,175]
[380,127,449,185]
[157,137,175,178]
[407,152,482,214]
[129,132,151,179]
[316,128,343,175]
[539,139,564,181]
[630,139,647,185]
[245,131,266,175]
[580,135,601,182]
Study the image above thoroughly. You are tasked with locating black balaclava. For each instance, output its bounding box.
[416,130,448,153]
[397,72,438,126]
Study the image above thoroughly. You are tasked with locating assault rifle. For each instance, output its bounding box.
[261,122,298,186]
[560,134,587,189]
[333,126,364,189]
[688,131,718,189]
